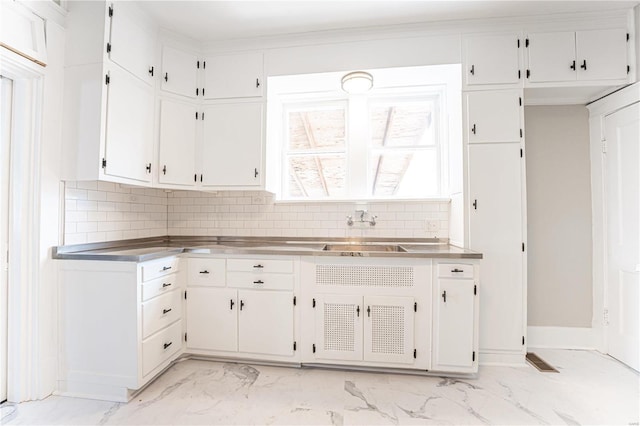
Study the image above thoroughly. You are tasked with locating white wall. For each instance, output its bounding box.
[525,105,592,328]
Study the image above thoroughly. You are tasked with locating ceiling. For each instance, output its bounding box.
[137,1,639,42]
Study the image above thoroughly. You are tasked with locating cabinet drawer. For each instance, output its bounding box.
[142,320,182,377]
[227,272,294,290]
[437,263,474,279]
[227,258,293,274]
[142,290,182,338]
[142,274,179,302]
[188,258,226,286]
[141,257,180,282]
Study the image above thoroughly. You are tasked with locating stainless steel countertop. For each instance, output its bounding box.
[52,236,482,262]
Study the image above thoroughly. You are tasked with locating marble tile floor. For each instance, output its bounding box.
[2,349,638,425]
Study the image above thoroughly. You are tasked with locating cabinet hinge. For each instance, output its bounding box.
[312,298,316,308]
[522,242,525,252]
[627,33,630,42]
[106,43,111,53]
[197,60,200,69]
[196,88,199,96]
[101,158,106,169]
[474,284,477,295]
[518,70,521,79]
[312,344,316,353]
[520,148,523,158]
[525,38,529,48]
[105,74,110,85]
[293,341,297,351]
[602,139,608,153]
[413,349,417,359]
[520,129,523,138]
[293,296,296,306]
[195,112,199,120]
[517,39,520,48]
[202,88,205,97]
[203,61,206,69]
[184,333,187,342]
[202,112,204,120]
[108,5,113,17]
[627,65,630,74]
[526,69,530,79]
[414,302,417,312]
[522,336,525,345]
[184,290,187,300]
[519,97,522,106]
[472,351,476,361]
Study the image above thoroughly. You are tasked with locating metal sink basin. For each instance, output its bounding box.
[322,244,407,253]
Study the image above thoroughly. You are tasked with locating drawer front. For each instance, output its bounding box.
[188,258,226,286]
[227,272,294,290]
[142,274,179,302]
[227,258,293,274]
[437,263,474,279]
[142,257,180,282]
[142,290,182,338]
[142,320,182,377]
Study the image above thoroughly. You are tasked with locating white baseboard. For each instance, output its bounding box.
[527,326,598,350]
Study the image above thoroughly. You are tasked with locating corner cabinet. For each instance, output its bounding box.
[62,1,156,185]
[203,52,264,99]
[58,257,184,402]
[158,98,198,186]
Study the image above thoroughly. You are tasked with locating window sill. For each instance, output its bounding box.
[273,197,451,205]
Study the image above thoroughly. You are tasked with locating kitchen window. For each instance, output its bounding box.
[266,65,461,201]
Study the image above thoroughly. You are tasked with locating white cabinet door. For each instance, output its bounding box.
[432,279,476,372]
[161,46,198,98]
[104,65,154,183]
[463,33,521,86]
[576,29,628,81]
[363,296,415,365]
[204,52,264,99]
[158,99,197,186]
[466,90,521,143]
[108,2,155,85]
[202,102,263,187]
[314,294,363,361]
[468,143,524,354]
[238,290,294,356]
[526,32,577,83]
[186,287,237,352]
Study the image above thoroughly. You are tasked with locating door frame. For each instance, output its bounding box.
[587,82,640,354]
[0,48,46,402]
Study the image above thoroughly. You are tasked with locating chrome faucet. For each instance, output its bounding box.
[347,209,377,226]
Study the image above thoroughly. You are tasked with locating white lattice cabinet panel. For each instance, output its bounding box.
[313,294,363,361]
[186,287,237,352]
[238,290,294,356]
[315,264,415,288]
[363,296,415,364]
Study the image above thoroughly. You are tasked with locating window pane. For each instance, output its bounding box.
[369,150,439,197]
[370,102,436,148]
[287,155,346,198]
[288,108,346,151]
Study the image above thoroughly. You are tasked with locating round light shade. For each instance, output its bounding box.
[341,71,373,94]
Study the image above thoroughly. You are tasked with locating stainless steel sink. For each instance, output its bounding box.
[322,244,407,252]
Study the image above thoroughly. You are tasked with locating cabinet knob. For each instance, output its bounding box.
[230,299,235,310]
[470,64,475,75]
[254,168,259,178]
[240,300,245,310]
[163,342,172,350]
[356,306,360,317]
[163,308,172,314]
[162,282,172,288]
[256,78,260,88]
[471,124,476,135]
[164,72,168,82]
[149,66,154,77]
[199,270,210,274]
[253,264,264,269]
[570,60,576,70]
[451,268,464,273]
[162,165,167,175]
[146,163,152,173]
[473,199,477,210]
[580,60,587,71]
[442,291,447,303]
[253,280,264,285]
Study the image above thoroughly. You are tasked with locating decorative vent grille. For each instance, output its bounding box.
[370,305,405,355]
[316,265,414,287]
[323,303,356,352]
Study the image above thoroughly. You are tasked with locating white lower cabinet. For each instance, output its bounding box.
[314,294,363,361]
[238,290,294,356]
[187,287,238,352]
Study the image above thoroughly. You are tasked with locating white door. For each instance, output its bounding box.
[363,296,415,365]
[576,29,628,81]
[158,99,197,186]
[432,279,476,372]
[238,290,294,356]
[0,76,12,403]
[314,294,363,361]
[526,32,577,83]
[160,46,198,98]
[204,52,264,99]
[202,102,263,187]
[108,2,155,85]
[104,65,154,183]
[466,90,522,143]
[469,143,524,354]
[186,287,238,352]
[463,33,521,86]
[604,103,640,371]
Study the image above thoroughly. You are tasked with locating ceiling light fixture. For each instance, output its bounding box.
[341,71,373,94]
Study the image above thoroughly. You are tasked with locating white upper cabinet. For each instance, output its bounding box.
[104,65,154,183]
[576,29,628,81]
[526,28,629,83]
[161,46,199,98]
[158,99,197,186]
[202,102,263,187]
[204,52,264,99]
[463,33,521,86]
[107,2,156,84]
[465,90,522,143]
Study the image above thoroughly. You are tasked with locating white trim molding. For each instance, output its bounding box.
[527,326,597,350]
